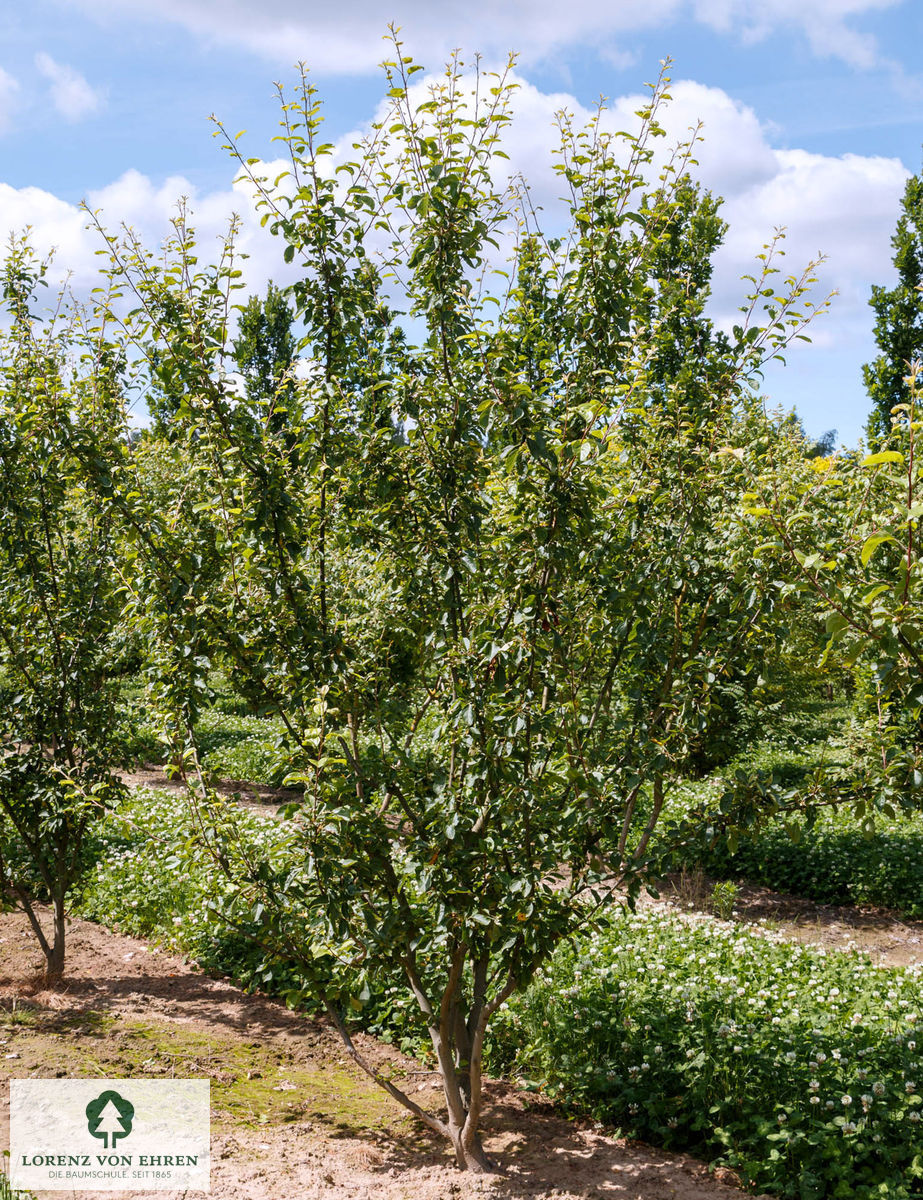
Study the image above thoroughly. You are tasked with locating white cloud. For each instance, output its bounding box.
[34,52,104,122]
[567,76,910,341]
[0,168,285,304]
[65,0,904,73]
[693,0,898,69]
[267,66,909,378]
[0,67,20,134]
[0,183,94,281]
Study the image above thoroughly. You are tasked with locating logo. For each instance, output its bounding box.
[85,1090,135,1149]
[11,1079,210,1191]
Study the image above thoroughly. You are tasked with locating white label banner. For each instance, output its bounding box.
[10,1079,210,1192]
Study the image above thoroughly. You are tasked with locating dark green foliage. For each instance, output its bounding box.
[863,168,923,444]
[232,281,297,414]
[703,802,923,916]
[641,181,736,412]
[493,911,923,1199]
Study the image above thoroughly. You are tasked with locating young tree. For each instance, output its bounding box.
[863,165,923,443]
[86,49,822,1170]
[0,241,127,981]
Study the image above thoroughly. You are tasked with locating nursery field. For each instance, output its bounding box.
[38,737,923,1199]
[6,46,923,1199]
[122,688,923,924]
[4,687,923,1197]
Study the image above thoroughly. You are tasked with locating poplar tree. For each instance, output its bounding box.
[863,167,923,443]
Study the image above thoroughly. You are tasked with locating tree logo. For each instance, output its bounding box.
[85,1089,135,1149]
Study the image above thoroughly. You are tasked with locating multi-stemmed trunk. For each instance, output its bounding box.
[326,949,515,1173]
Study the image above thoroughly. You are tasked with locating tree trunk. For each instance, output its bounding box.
[45,892,66,984]
[446,1118,494,1173]
[436,1033,496,1173]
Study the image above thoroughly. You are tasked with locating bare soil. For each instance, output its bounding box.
[652,870,923,967]
[0,908,761,1200]
[117,765,301,814]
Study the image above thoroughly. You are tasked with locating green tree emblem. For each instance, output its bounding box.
[85,1090,135,1149]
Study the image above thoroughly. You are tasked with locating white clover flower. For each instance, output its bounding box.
[909,1111,922,1124]
[905,1082,917,1094]
[841,1095,853,1107]
[825,1101,835,1110]
[809,1080,820,1091]
[810,1096,820,1105]
[873,1082,886,1096]
[842,1121,857,1135]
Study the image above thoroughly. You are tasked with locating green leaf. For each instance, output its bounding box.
[860,533,898,566]
[860,451,904,467]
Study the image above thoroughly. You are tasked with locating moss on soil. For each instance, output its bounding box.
[0,1007,406,1137]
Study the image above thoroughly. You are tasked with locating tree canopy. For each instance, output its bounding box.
[67,48,826,1170]
[0,44,832,1170]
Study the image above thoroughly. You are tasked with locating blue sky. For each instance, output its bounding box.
[1,0,921,443]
